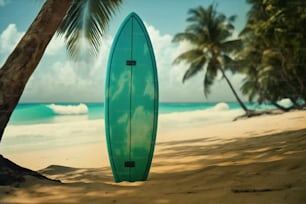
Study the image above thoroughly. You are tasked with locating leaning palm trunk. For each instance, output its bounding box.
[219,68,250,114]
[0,0,72,141]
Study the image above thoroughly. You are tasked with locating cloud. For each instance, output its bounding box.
[146,23,207,102]
[0,21,243,103]
[23,59,102,102]
[0,24,24,54]
[45,35,66,56]
[22,22,206,102]
[21,35,113,102]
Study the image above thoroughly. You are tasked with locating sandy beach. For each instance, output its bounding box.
[1,110,306,203]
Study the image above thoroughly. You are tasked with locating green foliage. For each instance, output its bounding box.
[172,5,233,90]
[57,0,122,59]
[173,4,248,112]
[239,0,306,109]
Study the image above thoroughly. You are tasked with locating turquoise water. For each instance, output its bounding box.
[1,102,275,157]
[9,102,274,125]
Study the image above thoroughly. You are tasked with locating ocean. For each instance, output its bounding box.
[0,102,274,156]
[8,102,273,125]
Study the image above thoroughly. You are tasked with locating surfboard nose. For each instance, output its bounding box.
[128,12,139,18]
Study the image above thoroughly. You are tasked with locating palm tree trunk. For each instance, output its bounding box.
[219,68,250,113]
[0,0,72,142]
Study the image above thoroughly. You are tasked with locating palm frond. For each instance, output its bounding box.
[216,24,233,42]
[216,13,226,23]
[223,55,248,73]
[220,39,243,53]
[240,79,258,102]
[228,15,237,22]
[203,72,214,97]
[57,0,122,59]
[172,32,199,44]
[262,49,283,66]
[202,58,220,97]
[187,6,205,23]
[173,49,205,65]
[182,55,207,83]
[258,65,279,86]
[182,64,203,83]
[206,58,220,79]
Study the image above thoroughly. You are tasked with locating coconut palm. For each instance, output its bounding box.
[0,0,122,141]
[173,5,250,113]
[239,0,306,109]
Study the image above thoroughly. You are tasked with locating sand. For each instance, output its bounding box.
[1,110,306,203]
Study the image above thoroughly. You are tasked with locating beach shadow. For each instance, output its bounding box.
[1,129,306,203]
[147,128,306,202]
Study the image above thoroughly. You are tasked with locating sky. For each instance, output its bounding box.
[0,0,251,103]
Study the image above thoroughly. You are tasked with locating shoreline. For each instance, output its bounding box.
[2,110,306,170]
[1,110,306,203]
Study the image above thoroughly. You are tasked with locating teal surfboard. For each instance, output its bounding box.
[105,12,159,182]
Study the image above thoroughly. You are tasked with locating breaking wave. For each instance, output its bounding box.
[47,103,88,115]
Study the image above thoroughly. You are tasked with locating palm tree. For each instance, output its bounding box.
[0,0,122,142]
[239,0,306,110]
[172,5,250,113]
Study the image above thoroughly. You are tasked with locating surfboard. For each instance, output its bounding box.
[105,12,159,182]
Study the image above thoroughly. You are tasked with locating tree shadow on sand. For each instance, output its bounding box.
[1,129,306,203]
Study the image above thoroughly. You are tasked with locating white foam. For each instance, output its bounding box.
[159,103,243,130]
[1,119,105,153]
[209,102,230,111]
[47,103,88,115]
[277,98,293,108]
[1,104,244,157]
